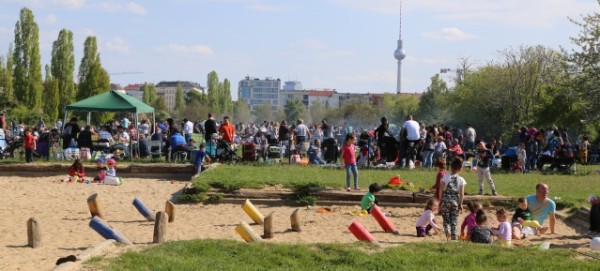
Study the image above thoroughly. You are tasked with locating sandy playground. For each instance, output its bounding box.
[0,175,593,271]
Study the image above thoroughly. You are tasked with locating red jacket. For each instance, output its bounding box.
[24,134,35,149]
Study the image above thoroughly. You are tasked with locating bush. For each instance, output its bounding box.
[296,195,317,206]
[177,193,206,203]
[206,193,224,204]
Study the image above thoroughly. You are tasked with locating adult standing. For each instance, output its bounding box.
[526,183,556,234]
[294,119,310,145]
[588,194,600,238]
[183,118,194,144]
[218,116,235,144]
[204,113,218,156]
[61,117,80,150]
[400,115,420,168]
[321,119,333,140]
[476,140,497,196]
[374,117,397,163]
[465,123,476,152]
[121,117,130,130]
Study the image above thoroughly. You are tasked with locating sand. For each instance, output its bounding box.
[0,175,593,271]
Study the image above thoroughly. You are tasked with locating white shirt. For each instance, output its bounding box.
[402,120,420,141]
[416,209,440,228]
[183,121,194,135]
[295,124,309,137]
[442,173,467,190]
[466,127,476,142]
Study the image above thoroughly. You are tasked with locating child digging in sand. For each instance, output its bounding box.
[512,197,548,239]
[493,208,512,246]
[361,183,382,214]
[93,157,108,182]
[461,201,481,240]
[415,198,441,237]
[66,159,85,183]
[470,209,493,244]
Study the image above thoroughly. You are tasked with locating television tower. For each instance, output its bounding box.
[393,2,406,94]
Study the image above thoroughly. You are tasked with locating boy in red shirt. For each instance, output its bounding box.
[218,116,236,143]
[24,128,36,163]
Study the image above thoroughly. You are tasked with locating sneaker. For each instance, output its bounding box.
[478,190,484,195]
[346,187,351,192]
[492,191,498,196]
[354,187,360,191]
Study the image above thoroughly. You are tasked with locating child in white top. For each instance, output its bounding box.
[416,198,441,237]
[492,208,512,246]
[107,158,117,176]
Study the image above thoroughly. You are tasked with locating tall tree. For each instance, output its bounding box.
[13,7,43,109]
[284,99,304,123]
[221,79,232,114]
[0,45,15,108]
[207,71,220,113]
[142,82,157,105]
[417,74,449,124]
[233,100,252,123]
[43,64,59,121]
[77,36,111,124]
[254,104,273,122]
[174,82,185,112]
[51,29,75,114]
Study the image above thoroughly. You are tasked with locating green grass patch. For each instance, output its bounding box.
[86,239,599,271]
[194,164,600,208]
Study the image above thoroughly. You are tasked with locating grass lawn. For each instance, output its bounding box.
[195,164,600,208]
[86,239,599,271]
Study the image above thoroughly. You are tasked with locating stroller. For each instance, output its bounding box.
[216,139,237,163]
[0,129,23,159]
[537,146,576,172]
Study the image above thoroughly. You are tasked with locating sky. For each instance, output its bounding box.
[0,0,597,100]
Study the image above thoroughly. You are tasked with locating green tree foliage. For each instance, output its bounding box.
[142,82,157,105]
[207,71,220,113]
[284,99,305,123]
[0,45,15,108]
[221,79,232,114]
[417,74,449,124]
[566,2,600,124]
[77,36,112,124]
[154,96,167,112]
[254,104,273,122]
[309,100,326,123]
[186,88,207,105]
[174,82,185,112]
[51,29,75,115]
[43,65,59,122]
[233,100,252,123]
[379,93,419,124]
[13,7,43,110]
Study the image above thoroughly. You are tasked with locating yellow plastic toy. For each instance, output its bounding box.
[242,199,265,224]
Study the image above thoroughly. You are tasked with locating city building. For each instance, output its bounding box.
[283,81,303,91]
[306,90,338,109]
[238,76,281,111]
[155,81,204,111]
[123,84,143,101]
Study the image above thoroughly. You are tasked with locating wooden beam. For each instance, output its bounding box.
[27,217,42,248]
[153,211,168,243]
[291,209,301,232]
[263,212,274,239]
[165,200,175,223]
[87,193,104,219]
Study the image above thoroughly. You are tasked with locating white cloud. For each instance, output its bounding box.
[92,1,147,15]
[104,36,131,54]
[0,0,85,9]
[299,38,327,49]
[247,3,287,13]
[421,27,477,42]
[336,70,396,84]
[42,14,57,25]
[330,0,597,27]
[155,44,214,55]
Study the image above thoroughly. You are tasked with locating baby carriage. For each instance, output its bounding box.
[216,139,237,163]
[0,130,23,159]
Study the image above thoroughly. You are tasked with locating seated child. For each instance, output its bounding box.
[290,149,301,164]
[415,198,441,237]
[461,201,481,240]
[469,209,494,244]
[93,157,108,182]
[512,197,547,238]
[492,208,512,246]
[66,158,85,183]
[107,158,117,177]
[361,183,382,214]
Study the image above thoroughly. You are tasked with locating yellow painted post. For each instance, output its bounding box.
[235,221,262,242]
[242,199,264,224]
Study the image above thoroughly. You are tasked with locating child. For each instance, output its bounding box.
[429,160,447,204]
[470,209,494,244]
[341,133,358,191]
[290,149,301,164]
[93,157,108,182]
[492,208,512,246]
[24,128,36,163]
[440,157,466,240]
[361,183,382,213]
[67,159,85,183]
[476,141,498,195]
[194,143,211,176]
[107,159,117,177]
[516,143,526,173]
[461,201,482,240]
[512,197,547,239]
[415,198,441,237]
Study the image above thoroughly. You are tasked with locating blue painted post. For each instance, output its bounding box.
[133,197,155,221]
[89,217,132,245]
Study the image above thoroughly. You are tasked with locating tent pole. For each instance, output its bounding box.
[134,113,139,159]
[86,112,91,125]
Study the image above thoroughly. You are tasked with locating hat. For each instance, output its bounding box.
[107,158,116,165]
[96,157,105,163]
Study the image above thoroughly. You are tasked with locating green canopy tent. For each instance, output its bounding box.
[64,90,155,157]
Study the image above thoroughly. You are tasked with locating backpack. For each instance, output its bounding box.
[62,125,72,138]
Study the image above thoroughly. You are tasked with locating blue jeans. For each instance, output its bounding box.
[422,150,434,168]
[195,164,202,175]
[185,133,192,144]
[345,164,358,189]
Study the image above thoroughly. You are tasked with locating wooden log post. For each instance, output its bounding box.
[153,211,168,244]
[290,208,301,232]
[27,217,42,248]
[263,212,274,239]
[87,193,104,219]
[165,200,175,223]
